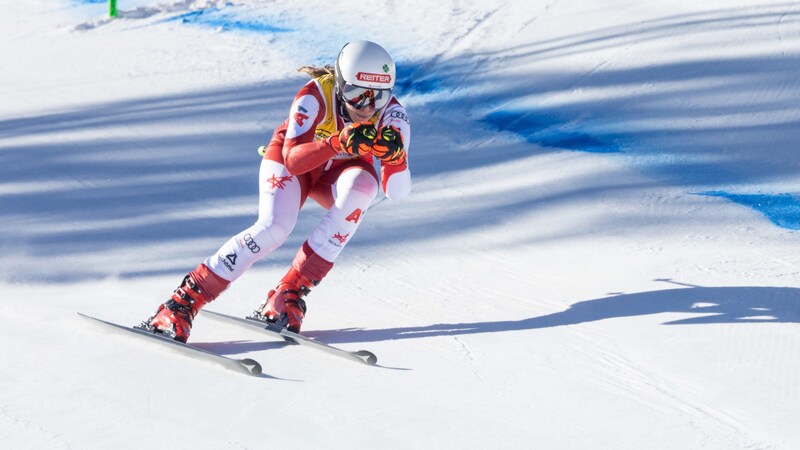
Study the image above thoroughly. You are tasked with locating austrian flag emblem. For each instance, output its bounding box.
[267,174,293,190]
[332,232,350,244]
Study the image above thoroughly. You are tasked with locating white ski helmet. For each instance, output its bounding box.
[335,40,395,110]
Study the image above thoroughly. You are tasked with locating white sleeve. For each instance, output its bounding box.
[379,103,411,201]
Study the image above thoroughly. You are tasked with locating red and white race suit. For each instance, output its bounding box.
[204,74,411,282]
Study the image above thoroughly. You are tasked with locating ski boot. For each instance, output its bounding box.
[249,267,317,333]
[140,264,229,343]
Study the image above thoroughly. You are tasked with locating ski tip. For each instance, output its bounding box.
[239,358,263,376]
[355,350,378,365]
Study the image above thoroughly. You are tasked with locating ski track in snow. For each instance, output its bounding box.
[570,335,747,437]
[0,406,66,449]
[452,336,484,382]
[776,2,800,52]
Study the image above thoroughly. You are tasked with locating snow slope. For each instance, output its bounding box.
[1,0,799,448]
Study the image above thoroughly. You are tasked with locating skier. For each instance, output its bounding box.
[141,40,411,342]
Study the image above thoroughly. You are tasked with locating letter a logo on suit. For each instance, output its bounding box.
[345,208,363,223]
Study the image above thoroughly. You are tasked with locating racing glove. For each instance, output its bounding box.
[329,122,377,156]
[372,125,406,166]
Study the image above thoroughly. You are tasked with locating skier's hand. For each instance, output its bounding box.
[372,125,406,166]
[329,122,377,156]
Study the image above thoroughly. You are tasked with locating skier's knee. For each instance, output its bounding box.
[251,220,293,250]
[339,169,378,201]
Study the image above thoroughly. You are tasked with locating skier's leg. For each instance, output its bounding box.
[255,164,378,332]
[147,159,305,341]
[203,159,303,281]
[307,164,379,262]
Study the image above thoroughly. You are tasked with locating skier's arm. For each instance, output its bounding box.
[280,83,333,175]
[284,140,336,175]
[284,122,376,174]
[376,104,411,200]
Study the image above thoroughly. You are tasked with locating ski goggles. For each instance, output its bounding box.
[340,84,392,110]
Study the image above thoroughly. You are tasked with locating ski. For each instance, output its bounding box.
[77,312,263,377]
[200,309,378,365]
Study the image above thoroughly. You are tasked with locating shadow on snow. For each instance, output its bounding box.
[303,283,800,344]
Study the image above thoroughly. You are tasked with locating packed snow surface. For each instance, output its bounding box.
[1,1,799,448]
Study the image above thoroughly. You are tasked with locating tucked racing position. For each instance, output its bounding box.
[140,40,411,342]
